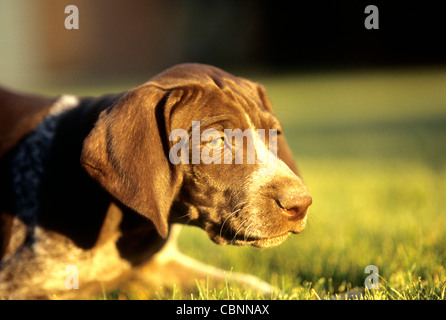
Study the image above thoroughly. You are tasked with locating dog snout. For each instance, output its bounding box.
[276,190,312,220]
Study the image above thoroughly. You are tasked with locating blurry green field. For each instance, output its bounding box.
[67,67,446,300]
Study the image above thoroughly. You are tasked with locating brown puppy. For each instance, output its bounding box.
[0,64,311,299]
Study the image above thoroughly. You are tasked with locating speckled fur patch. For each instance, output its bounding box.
[11,95,79,228]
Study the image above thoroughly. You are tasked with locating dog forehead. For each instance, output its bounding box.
[153,63,237,81]
[146,63,234,89]
[189,86,273,132]
[141,63,276,130]
[149,63,259,100]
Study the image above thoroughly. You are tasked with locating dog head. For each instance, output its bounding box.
[81,63,312,248]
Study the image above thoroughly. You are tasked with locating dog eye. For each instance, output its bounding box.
[206,137,225,149]
[270,127,282,136]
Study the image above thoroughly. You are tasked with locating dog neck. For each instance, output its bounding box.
[11,95,80,227]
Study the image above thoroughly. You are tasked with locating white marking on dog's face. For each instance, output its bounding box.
[225,113,310,248]
[247,128,306,196]
[242,112,288,177]
[245,115,307,196]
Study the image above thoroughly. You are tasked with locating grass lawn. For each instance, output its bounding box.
[46,66,446,300]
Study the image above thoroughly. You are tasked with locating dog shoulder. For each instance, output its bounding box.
[0,87,56,158]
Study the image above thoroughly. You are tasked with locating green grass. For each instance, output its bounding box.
[92,67,446,300]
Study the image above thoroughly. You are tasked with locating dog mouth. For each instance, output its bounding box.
[198,193,309,248]
[206,224,292,248]
[233,232,291,248]
[205,204,308,248]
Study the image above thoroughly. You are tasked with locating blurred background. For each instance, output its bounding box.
[1,0,445,298]
[1,0,445,87]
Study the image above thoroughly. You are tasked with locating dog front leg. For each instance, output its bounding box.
[127,225,275,297]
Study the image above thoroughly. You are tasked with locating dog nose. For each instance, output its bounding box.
[276,191,312,220]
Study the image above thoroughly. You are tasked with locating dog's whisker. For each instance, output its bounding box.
[184,217,193,226]
[171,213,190,221]
[231,215,253,243]
[231,201,247,213]
[219,201,250,238]
[219,207,243,238]
[243,219,256,242]
[230,220,247,243]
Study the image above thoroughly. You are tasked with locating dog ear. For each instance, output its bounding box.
[81,85,183,238]
[255,84,301,177]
